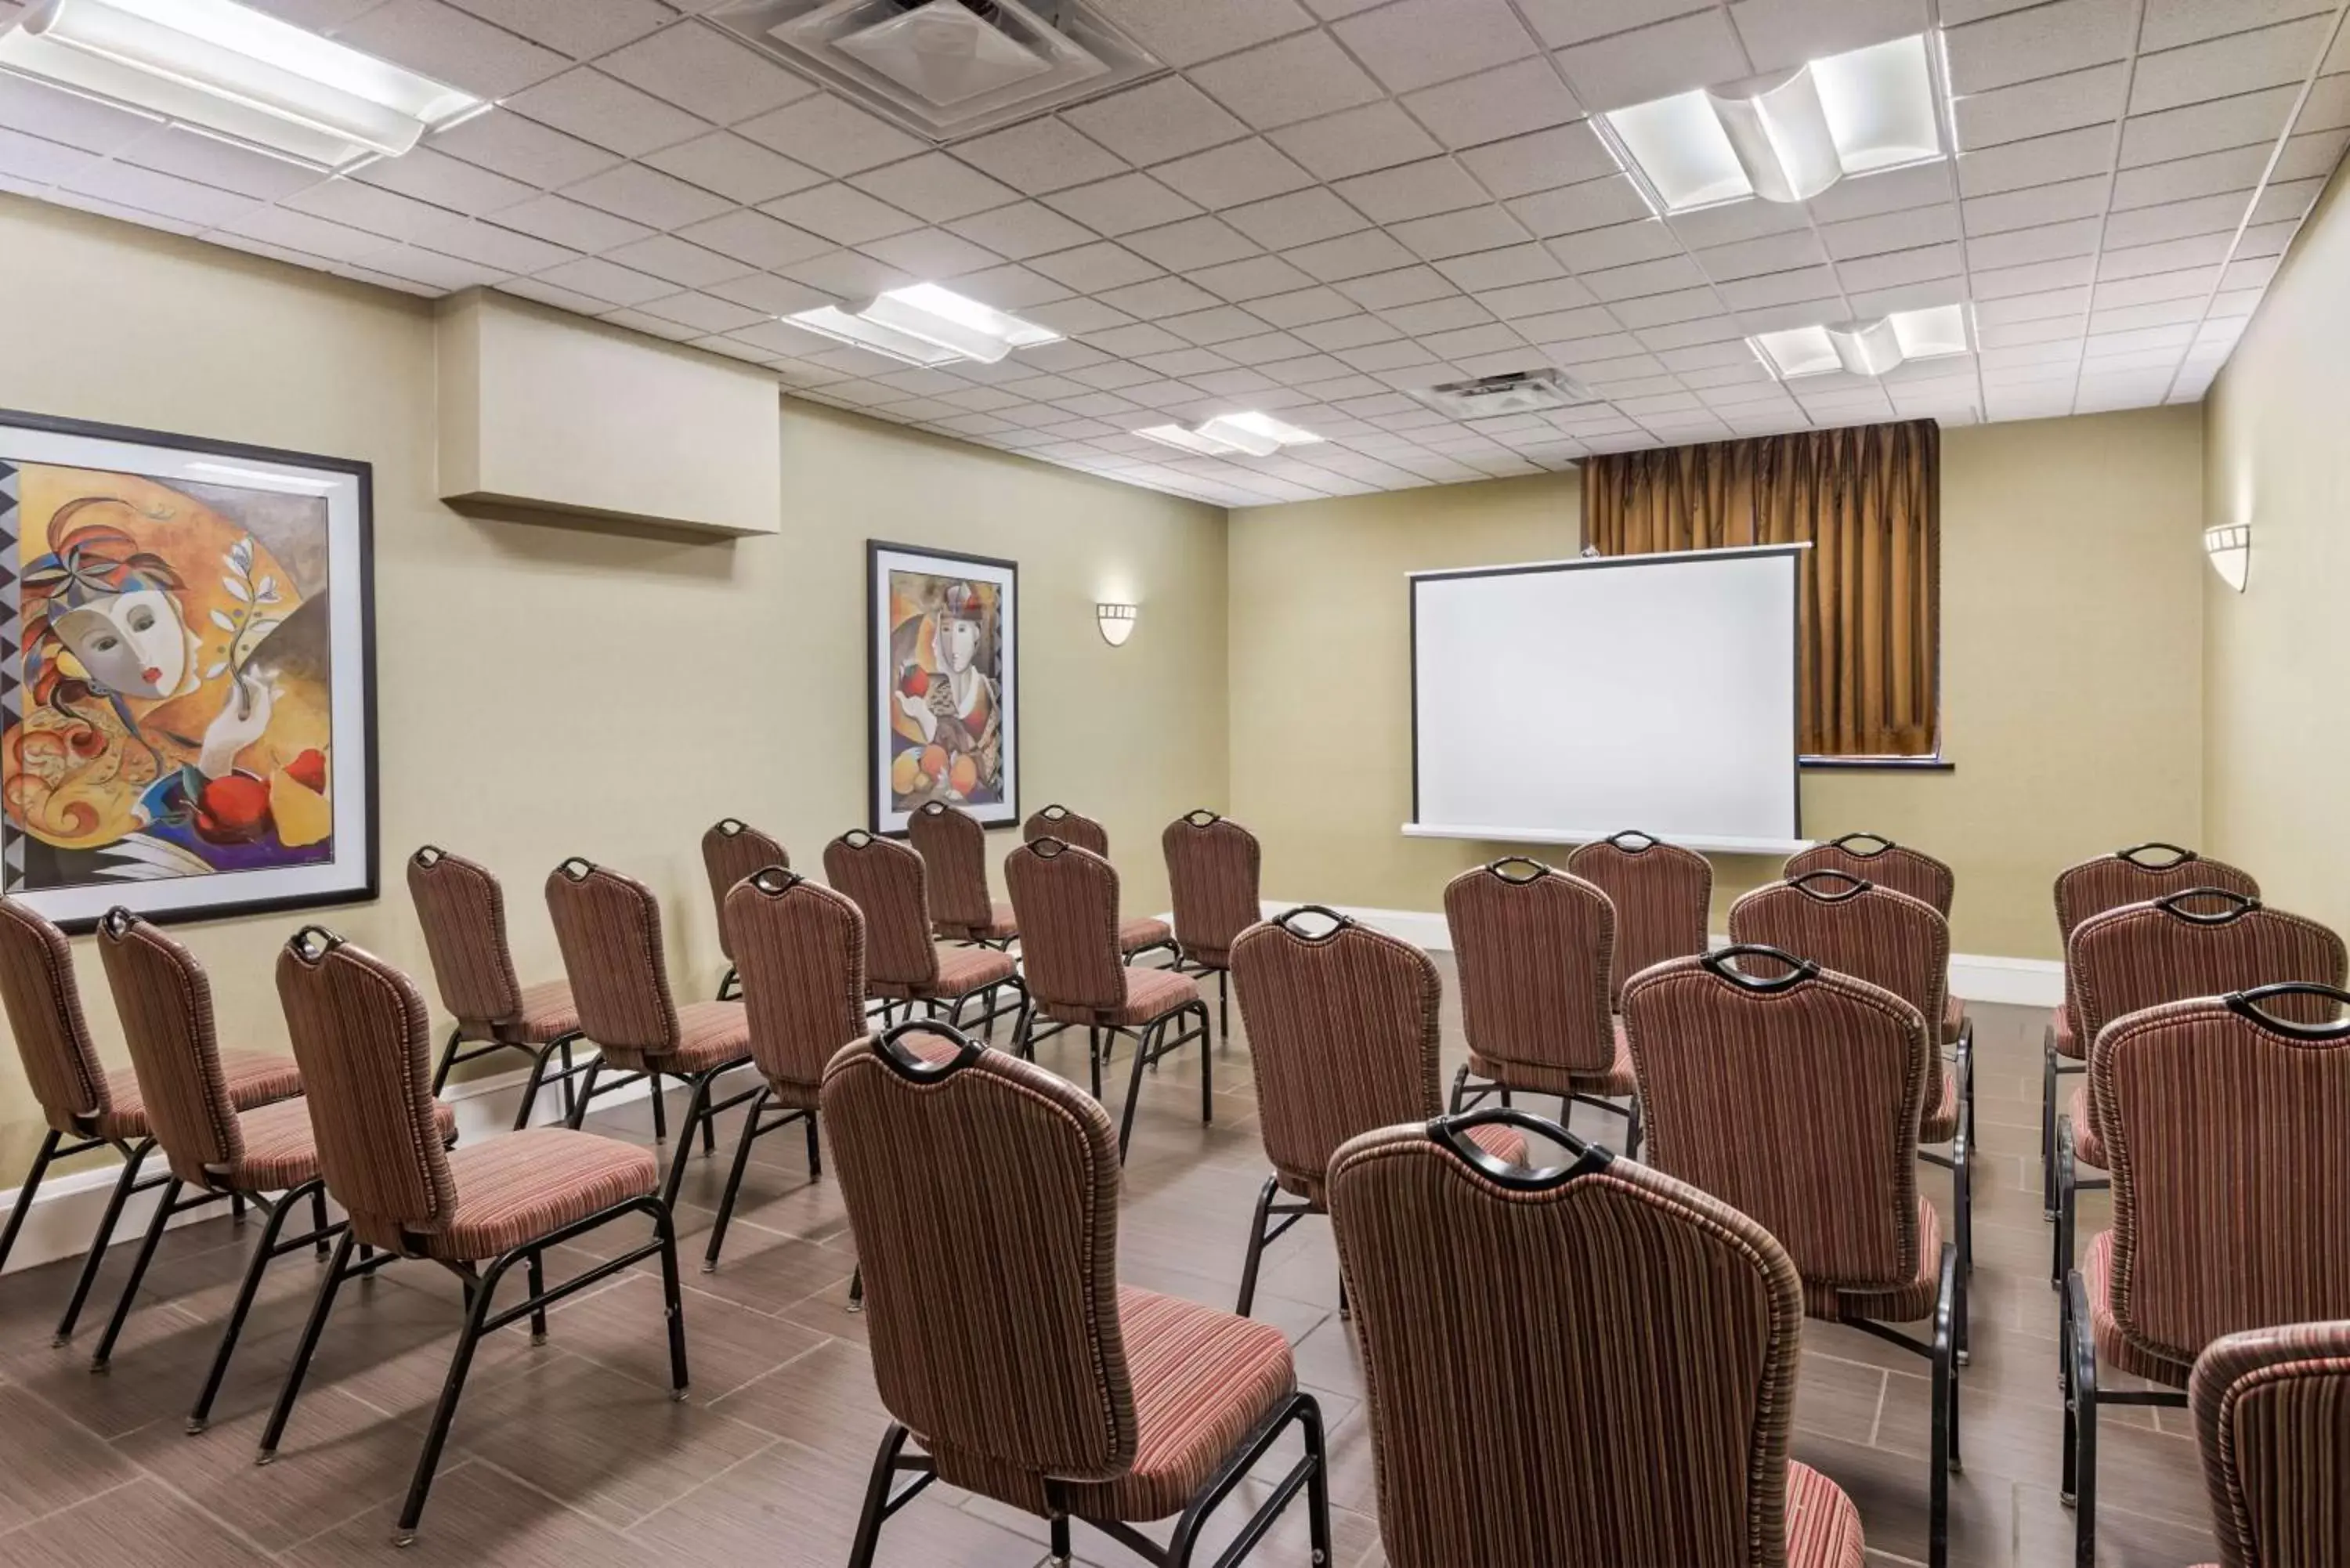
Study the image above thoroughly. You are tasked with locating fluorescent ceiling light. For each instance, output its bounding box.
[783,304,964,367]
[0,0,483,171]
[786,285,1058,368]
[1603,32,1944,212]
[1136,412,1321,459]
[1751,304,1971,381]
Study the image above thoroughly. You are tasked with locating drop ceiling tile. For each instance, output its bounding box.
[2090,296,2213,333]
[490,193,653,252]
[440,0,671,59]
[1268,102,1444,180]
[1582,253,1712,302]
[2098,232,2236,281]
[1546,216,1683,272]
[1475,276,1600,319]
[1965,216,2104,269]
[531,255,674,305]
[331,0,569,98]
[1336,338,1445,373]
[1455,121,1618,201]
[1335,0,1542,95]
[118,126,320,201]
[1149,139,1317,210]
[1842,276,1966,317]
[2295,71,2350,132]
[2118,84,2303,167]
[1284,226,1422,281]
[2100,190,2256,248]
[1137,346,1242,378]
[703,272,837,316]
[1963,175,2111,235]
[1027,240,1165,291]
[598,24,816,125]
[1387,204,1532,261]
[1120,215,1262,270]
[505,69,710,157]
[2094,265,2222,309]
[781,247,918,298]
[1189,253,1321,300]
[633,291,767,334]
[1694,227,1828,280]
[1222,187,1372,251]
[600,233,750,288]
[2251,175,2326,222]
[1402,57,1584,151]
[562,163,733,229]
[1158,305,1277,345]
[762,184,923,247]
[1065,78,1251,164]
[413,218,578,273]
[1506,175,1654,237]
[1944,0,2135,95]
[430,110,623,189]
[949,262,1072,308]
[1807,162,1956,224]
[1553,9,1752,112]
[1085,0,1318,67]
[1337,264,1458,309]
[642,133,826,204]
[1666,197,1813,251]
[2110,144,2273,209]
[1217,331,1318,363]
[1971,255,2097,298]
[858,227,1003,280]
[1610,286,1734,327]
[1291,307,1405,349]
[0,76,146,154]
[1191,31,1386,130]
[1248,286,1364,327]
[281,176,458,242]
[1437,243,1565,291]
[1042,173,1204,236]
[677,208,833,269]
[1027,297,1138,335]
[1958,125,2118,197]
[946,201,1100,261]
[2279,125,2350,179]
[1954,63,2131,150]
[949,120,1129,195]
[736,96,928,177]
[1833,240,1965,292]
[1729,0,1928,72]
[2129,16,2335,116]
[1417,321,1525,359]
[61,161,258,227]
[1718,264,1845,309]
[352,244,503,291]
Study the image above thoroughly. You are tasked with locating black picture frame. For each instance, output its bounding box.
[867,539,1020,836]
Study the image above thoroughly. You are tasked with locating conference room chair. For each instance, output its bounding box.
[544,858,761,1203]
[2050,887,2345,1288]
[1003,837,1211,1161]
[822,1021,1331,1568]
[822,829,1022,1034]
[89,909,457,1430]
[264,927,687,1548]
[2062,985,2350,1568]
[699,867,856,1274]
[1160,809,1260,1040]
[1625,945,1959,1568]
[1227,906,1524,1317]
[1442,858,1641,1158]
[1024,804,1177,963]
[2189,1318,2350,1568]
[1729,869,1972,1344]
[410,845,602,1133]
[700,817,789,1001]
[1326,1108,1867,1567]
[2044,844,2259,1218]
[0,898,301,1347]
[1566,829,1712,1006]
[907,800,1020,950]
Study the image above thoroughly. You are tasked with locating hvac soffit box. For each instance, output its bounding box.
[709,0,1164,143]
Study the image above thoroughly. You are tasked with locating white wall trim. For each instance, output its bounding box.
[1262,900,2064,1008]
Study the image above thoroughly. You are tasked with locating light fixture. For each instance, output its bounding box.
[1096,603,1136,646]
[785,283,1059,367]
[1134,411,1322,459]
[1751,303,1971,380]
[2204,524,2250,592]
[1603,32,1944,212]
[0,0,484,172]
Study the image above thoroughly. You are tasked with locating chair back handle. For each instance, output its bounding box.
[98,906,138,941]
[1788,868,1871,901]
[1603,829,1660,853]
[1029,835,1072,859]
[916,801,949,818]
[411,844,445,868]
[2225,981,2350,1040]
[1482,855,1550,884]
[1827,831,1895,857]
[714,818,748,836]
[747,866,801,896]
[1039,804,1071,821]
[286,925,344,963]
[1180,808,1222,827]
[838,829,877,849]
[872,1019,986,1081]
[1701,943,1819,992]
[1429,1108,1614,1190]
[2153,887,2261,925]
[1271,905,1352,942]
[2118,841,2196,869]
[555,856,595,882]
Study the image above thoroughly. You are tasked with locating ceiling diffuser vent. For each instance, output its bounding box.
[712,0,1163,143]
[1415,369,1597,418]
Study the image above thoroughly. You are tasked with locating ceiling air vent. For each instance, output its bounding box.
[1414,369,1598,418]
[711,0,1163,143]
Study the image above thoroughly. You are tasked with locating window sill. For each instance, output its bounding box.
[1799,756,1954,773]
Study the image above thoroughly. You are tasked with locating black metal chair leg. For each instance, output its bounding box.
[258,1230,358,1461]
[1087,1026,1103,1100]
[848,1424,914,1568]
[431,1026,465,1095]
[1929,1243,1954,1568]
[649,1072,668,1143]
[804,1114,821,1180]
[1235,1175,1278,1317]
[1447,1063,1470,1114]
[705,1086,770,1273]
[557,1039,578,1121]
[0,1129,61,1274]
[1219,970,1229,1039]
[565,1057,603,1130]
[90,1176,184,1371]
[1116,1024,1153,1161]
[2068,1266,2098,1568]
[510,1042,555,1133]
[1625,1096,1644,1162]
[1197,1004,1213,1124]
[699,1088,718,1156]
[393,1247,515,1545]
[1050,1514,1072,1566]
[310,1183,331,1259]
[190,1180,312,1431]
[660,1075,720,1212]
[526,1251,548,1345]
[2041,1031,2060,1219]
[230,1192,246,1227]
[654,1200,689,1397]
[56,1139,155,1346]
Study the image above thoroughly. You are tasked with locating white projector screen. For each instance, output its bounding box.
[1409,546,1806,854]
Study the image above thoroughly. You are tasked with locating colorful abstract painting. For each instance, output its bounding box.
[0,412,375,930]
[869,541,1017,834]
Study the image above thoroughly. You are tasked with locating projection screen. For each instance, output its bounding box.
[1408,545,1806,854]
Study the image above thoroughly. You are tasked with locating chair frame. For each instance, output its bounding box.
[828,829,1027,1041]
[702,817,790,1001]
[260,926,690,1548]
[910,800,1018,952]
[1162,810,1259,1042]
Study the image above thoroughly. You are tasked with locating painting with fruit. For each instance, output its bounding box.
[868,541,1018,834]
[0,412,377,930]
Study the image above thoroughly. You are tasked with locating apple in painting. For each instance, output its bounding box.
[899,666,930,699]
[195,772,271,844]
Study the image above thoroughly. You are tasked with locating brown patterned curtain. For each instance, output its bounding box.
[1582,420,1940,758]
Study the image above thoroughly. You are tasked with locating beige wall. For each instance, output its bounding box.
[2203,161,2350,936]
[0,196,1227,1176]
[1228,407,2208,959]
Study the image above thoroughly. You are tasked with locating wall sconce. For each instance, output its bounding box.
[2204,524,2250,592]
[1096,603,1137,646]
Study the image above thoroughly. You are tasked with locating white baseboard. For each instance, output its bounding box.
[1262,899,2064,1008]
[0,1055,657,1277]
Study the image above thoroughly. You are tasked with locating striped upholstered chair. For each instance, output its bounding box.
[88,909,457,1427]
[822,829,1022,1033]
[2051,889,2343,1288]
[823,1021,1331,1568]
[700,869,857,1273]
[2043,844,2258,1216]
[1228,907,1526,1317]
[908,800,1018,948]
[1024,804,1177,963]
[1729,870,1972,1343]
[0,898,301,1347]
[263,927,685,1548]
[1328,1108,1867,1567]
[700,818,788,1000]
[1786,833,1969,1079]
[1442,858,1640,1157]
[1566,829,1712,1006]
[1161,809,1260,1039]
[2190,1318,2350,1568]
[545,858,762,1201]
[1625,947,1959,1568]
[1004,837,1209,1159]
[2063,987,2350,1568]
[408,846,595,1131]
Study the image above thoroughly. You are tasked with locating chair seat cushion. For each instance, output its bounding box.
[508,980,581,1045]
[1059,1286,1298,1523]
[1119,916,1173,955]
[940,902,1019,942]
[2082,1229,2196,1386]
[1942,991,1966,1048]
[1466,1018,1636,1098]
[597,1001,754,1076]
[1043,966,1203,1029]
[422,1127,659,1262]
[96,1050,304,1141]
[2066,1082,2106,1169]
[934,944,1017,999]
[1920,1068,1961,1146]
[2052,1006,2084,1061]
[230,1096,457,1193]
[1803,1195,1944,1323]
[1787,1460,1866,1568]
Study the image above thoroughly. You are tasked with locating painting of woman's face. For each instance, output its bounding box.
[940,613,982,674]
[53,588,187,698]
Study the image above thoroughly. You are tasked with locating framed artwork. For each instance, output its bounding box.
[869,540,1018,834]
[0,410,377,931]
